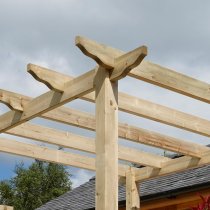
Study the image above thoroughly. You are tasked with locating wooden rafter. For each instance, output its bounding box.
[74,36,210,103]
[135,149,210,182]
[28,64,210,138]
[6,123,170,168]
[0,69,96,132]
[75,36,147,81]
[0,40,146,133]
[0,137,134,177]
[0,89,209,158]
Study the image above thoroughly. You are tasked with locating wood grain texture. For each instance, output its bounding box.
[0,68,96,133]
[0,90,209,157]
[126,168,140,210]
[0,89,208,158]
[95,67,118,210]
[7,122,169,168]
[76,36,210,103]
[135,149,210,182]
[75,36,147,81]
[24,64,210,138]
[0,137,131,177]
[0,89,30,111]
[0,137,95,171]
[12,66,210,157]
[43,107,209,158]
[0,206,14,210]
[129,60,210,104]
[27,64,73,91]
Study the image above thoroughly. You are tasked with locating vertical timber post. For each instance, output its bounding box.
[126,168,140,210]
[0,206,14,210]
[95,66,118,210]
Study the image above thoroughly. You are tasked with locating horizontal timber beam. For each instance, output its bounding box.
[0,89,209,158]
[27,64,210,138]
[135,149,210,182]
[1,138,210,194]
[0,68,97,133]
[75,36,147,81]
[24,62,210,140]
[0,36,147,133]
[27,64,72,92]
[0,89,30,111]
[129,61,210,104]
[75,36,210,103]
[0,137,132,177]
[6,122,170,168]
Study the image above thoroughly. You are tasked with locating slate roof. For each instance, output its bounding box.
[36,164,210,210]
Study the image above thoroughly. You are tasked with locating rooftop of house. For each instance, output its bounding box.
[36,163,210,210]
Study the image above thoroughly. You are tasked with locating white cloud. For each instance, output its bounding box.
[70,168,95,189]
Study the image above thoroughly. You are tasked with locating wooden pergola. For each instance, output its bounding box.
[1,36,210,210]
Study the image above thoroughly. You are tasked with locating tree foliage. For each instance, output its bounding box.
[0,160,72,210]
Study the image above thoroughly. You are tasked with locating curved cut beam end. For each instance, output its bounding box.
[75,35,148,81]
[110,45,148,81]
[75,35,115,69]
[27,63,55,90]
[27,63,71,92]
[0,89,30,111]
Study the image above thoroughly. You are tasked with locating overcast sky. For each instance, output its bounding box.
[1,0,210,188]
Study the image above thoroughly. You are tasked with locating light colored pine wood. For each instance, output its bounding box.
[25,65,210,138]
[0,41,146,133]
[0,206,14,210]
[75,36,147,81]
[135,149,210,182]
[110,46,147,81]
[129,60,210,104]
[23,64,210,138]
[43,107,210,158]
[0,137,131,177]
[75,36,210,103]
[0,137,95,171]
[7,123,169,168]
[27,64,73,91]
[1,89,208,158]
[126,168,140,210]
[95,67,118,210]
[75,36,116,69]
[118,92,210,138]
[0,89,30,111]
[0,68,97,133]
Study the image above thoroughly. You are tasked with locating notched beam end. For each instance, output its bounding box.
[111,45,148,81]
[0,89,30,111]
[27,63,70,92]
[75,35,115,69]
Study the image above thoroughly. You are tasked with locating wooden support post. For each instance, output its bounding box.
[0,205,14,210]
[95,67,118,210]
[126,168,140,210]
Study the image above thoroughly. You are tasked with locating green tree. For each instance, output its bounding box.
[0,160,72,210]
